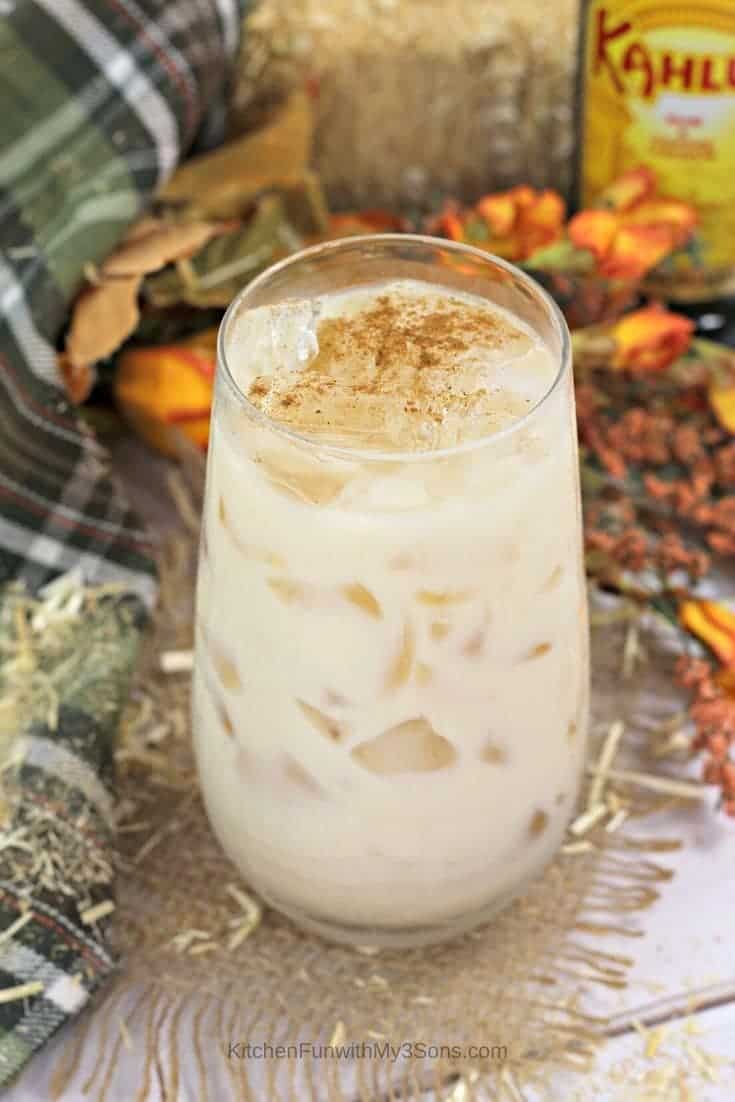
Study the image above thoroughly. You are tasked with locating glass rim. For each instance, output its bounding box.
[216,233,572,464]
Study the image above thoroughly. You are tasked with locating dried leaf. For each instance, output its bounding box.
[159,92,314,219]
[525,237,595,274]
[66,275,141,368]
[123,216,164,243]
[145,197,295,308]
[102,220,220,277]
[57,352,96,404]
[64,213,229,369]
[280,171,330,235]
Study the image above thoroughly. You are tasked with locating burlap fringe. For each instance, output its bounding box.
[44,833,677,1101]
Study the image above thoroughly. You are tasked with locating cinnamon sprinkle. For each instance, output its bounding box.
[246,285,536,448]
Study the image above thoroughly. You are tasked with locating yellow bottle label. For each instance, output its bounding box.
[578,1,735,289]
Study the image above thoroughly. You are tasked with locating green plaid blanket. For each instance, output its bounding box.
[0,0,244,1085]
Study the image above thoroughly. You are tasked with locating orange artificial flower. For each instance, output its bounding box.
[598,225,680,281]
[437,169,695,282]
[680,599,735,668]
[568,212,690,280]
[440,187,566,261]
[476,194,516,237]
[505,185,536,208]
[115,329,216,456]
[497,187,566,259]
[598,166,657,212]
[611,305,694,373]
[524,189,567,235]
[437,209,465,242]
[623,199,698,248]
[567,209,618,262]
[568,169,697,280]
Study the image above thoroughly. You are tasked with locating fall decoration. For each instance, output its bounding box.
[62,168,699,397]
[64,220,225,398]
[432,186,566,262]
[610,306,695,375]
[61,94,326,393]
[427,169,699,328]
[5,478,690,1100]
[708,375,735,435]
[575,318,735,813]
[160,91,317,221]
[114,329,217,456]
[57,143,735,818]
[679,602,735,670]
[430,167,699,279]
[568,168,697,282]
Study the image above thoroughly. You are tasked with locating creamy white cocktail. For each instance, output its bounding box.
[193,237,589,947]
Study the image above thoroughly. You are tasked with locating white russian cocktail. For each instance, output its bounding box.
[192,237,589,947]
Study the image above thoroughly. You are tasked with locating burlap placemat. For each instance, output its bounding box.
[42,458,685,1102]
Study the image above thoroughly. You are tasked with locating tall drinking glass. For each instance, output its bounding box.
[192,236,589,948]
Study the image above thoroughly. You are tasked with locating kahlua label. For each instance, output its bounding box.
[577,1,735,298]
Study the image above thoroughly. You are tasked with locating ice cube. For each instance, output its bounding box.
[270,300,320,369]
[341,583,383,619]
[384,621,415,690]
[440,328,535,395]
[256,448,352,505]
[296,699,347,743]
[230,299,320,386]
[250,377,400,450]
[351,718,456,775]
[345,475,428,511]
[479,738,508,765]
[209,639,242,691]
[282,755,324,798]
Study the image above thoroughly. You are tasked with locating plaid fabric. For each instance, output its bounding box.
[0,0,244,1084]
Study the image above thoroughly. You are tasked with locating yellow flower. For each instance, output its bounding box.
[709,382,735,434]
[680,600,735,667]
